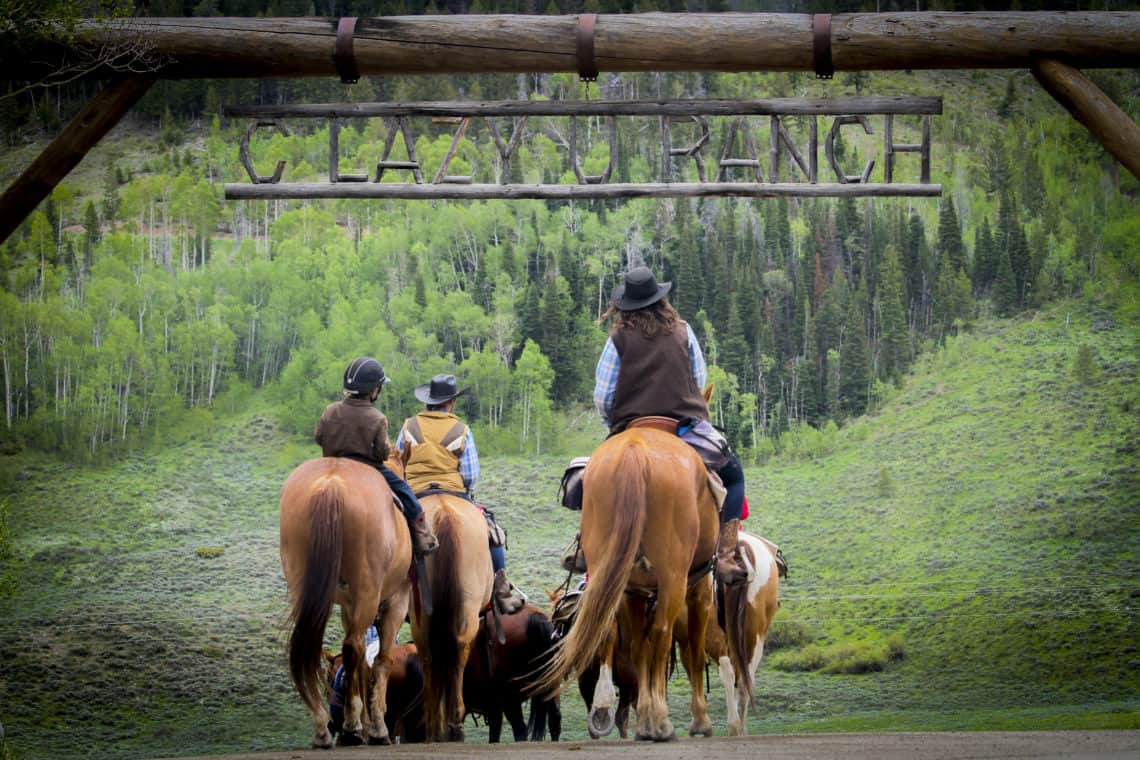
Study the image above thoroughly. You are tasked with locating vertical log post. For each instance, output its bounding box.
[1031,58,1140,182]
[0,77,154,245]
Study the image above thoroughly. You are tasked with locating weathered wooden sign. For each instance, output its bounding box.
[223,97,941,201]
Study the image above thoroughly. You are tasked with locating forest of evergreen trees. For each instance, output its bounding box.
[1,6,1137,461]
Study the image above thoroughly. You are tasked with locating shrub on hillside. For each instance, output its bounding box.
[770,634,905,675]
[766,617,816,652]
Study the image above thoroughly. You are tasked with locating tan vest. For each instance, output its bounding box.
[401,411,468,494]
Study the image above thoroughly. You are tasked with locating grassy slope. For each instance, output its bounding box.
[0,301,1137,760]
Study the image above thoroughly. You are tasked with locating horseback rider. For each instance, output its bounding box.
[396,373,527,615]
[314,357,439,557]
[594,266,749,585]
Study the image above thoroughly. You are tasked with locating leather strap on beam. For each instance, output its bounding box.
[334,17,360,84]
[813,14,833,80]
[577,13,598,82]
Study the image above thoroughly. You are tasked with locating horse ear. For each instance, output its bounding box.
[703,383,714,404]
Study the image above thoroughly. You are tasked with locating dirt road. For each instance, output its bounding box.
[169,731,1140,760]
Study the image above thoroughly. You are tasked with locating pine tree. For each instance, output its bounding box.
[720,292,751,386]
[518,282,543,353]
[936,196,967,275]
[840,287,870,417]
[83,200,100,275]
[993,247,1018,316]
[972,218,996,297]
[876,244,909,382]
[539,274,579,404]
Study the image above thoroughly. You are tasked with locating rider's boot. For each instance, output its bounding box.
[492,569,526,615]
[410,513,439,557]
[715,518,748,586]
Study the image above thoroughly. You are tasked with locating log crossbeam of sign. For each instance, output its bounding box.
[223,97,941,201]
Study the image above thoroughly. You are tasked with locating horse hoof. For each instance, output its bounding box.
[588,705,616,738]
[689,720,713,738]
[337,731,364,747]
[311,733,333,750]
[446,723,465,742]
[368,734,392,746]
[636,730,678,743]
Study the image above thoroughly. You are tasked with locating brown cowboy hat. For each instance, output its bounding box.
[414,373,467,405]
[610,266,672,311]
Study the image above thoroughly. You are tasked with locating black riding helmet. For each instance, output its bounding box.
[343,357,388,394]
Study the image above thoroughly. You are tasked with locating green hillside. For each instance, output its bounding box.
[0,301,1136,760]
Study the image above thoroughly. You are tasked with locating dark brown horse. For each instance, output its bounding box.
[467,604,562,742]
[408,492,493,741]
[325,641,427,744]
[279,458,412,747]
[536,426,719,741]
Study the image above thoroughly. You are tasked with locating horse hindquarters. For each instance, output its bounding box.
[281,473,345,749]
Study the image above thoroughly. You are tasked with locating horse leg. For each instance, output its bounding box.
[586,635,618,739]
[337,631,365,745]
[720,654,741,736]
[446,637,474,742]
[368,591,409,745]
[633,588,683,741]
[487,706,504,743]
[505,699,528,742]
[683,579,713,737]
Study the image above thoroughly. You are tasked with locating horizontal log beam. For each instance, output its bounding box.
[224,96,942,119]
[4,13,1139,80]
[1031,58,1140,182]
[223,182,942,200]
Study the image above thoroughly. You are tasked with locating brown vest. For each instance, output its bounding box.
[610,320,709,433]
[401,411,468,493]
[314,397,390,464]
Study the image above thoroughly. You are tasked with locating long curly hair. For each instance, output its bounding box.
[598,298,680,340]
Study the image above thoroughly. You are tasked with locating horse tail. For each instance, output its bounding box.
[524,611,558,741]
[288,476,344,717]
[533,440,647,697]
[425,510,464,737]
[724,581,754,710]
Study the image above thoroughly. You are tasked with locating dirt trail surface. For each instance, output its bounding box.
[166,731,1140,760]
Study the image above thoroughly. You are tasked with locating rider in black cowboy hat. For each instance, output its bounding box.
[594,266,750,585]
[396,373,527,615]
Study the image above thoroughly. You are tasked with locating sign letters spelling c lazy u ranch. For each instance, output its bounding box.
[222,96,941,201]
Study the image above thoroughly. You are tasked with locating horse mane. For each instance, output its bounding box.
[288,475,344,716]
[533,440,648,697]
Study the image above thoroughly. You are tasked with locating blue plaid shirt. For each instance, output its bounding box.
[593,323,708,428]
[396,423,481,494]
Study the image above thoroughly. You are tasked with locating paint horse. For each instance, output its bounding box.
[279,458,412,747]
[535,423,719,741]
[674,530,781,736]
[408,492,494,741]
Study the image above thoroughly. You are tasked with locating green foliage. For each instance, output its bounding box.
[771,634,905,675]
[1072,344,1099,387]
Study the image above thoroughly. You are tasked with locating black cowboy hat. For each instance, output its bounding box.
[414,373,467,405]
[610,266,672,311]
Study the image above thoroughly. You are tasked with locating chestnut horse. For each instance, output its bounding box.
[279,458,412,747]
[535,426,719,741]
[408,492,493,741]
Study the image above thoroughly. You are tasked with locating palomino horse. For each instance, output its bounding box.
[279,458,412,747]
[408,492,493,741]
[536,425,719,741]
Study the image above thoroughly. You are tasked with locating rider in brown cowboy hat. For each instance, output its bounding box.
[594,266,749,585]
[314,356,439,557]
[396,373,527,615]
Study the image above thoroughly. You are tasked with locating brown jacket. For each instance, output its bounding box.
[314,397,390,465]
[610,319,709,433]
